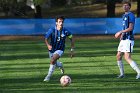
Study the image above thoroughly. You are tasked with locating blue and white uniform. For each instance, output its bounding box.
[45,27,72,57]
[118,12,135,53]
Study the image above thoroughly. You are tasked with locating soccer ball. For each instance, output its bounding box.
[60,75,71,87]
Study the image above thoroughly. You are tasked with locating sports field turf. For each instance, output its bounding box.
[0,36,140,93]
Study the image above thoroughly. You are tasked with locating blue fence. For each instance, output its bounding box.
[0,18,139,35]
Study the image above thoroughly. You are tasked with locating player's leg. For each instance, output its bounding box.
[116,51,124,78]
[44,53,60,81]
[56,61,64,74]
[123,40,140,79]
[124,52,140,79]
[116,40,125,78]
[54,50,64,74]
[44,50,64,81]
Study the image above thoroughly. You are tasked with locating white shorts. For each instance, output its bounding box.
[117,39,134,53]
[49,50,64,58]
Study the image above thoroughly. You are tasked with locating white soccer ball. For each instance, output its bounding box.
[60,75,71,87]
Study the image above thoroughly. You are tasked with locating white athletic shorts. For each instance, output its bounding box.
[49,50,64,58]
[117,39,134,53]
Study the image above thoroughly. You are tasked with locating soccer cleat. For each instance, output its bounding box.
[43,75,50,82]
[117,75,125,78]
[60,67,64,74]
[136,74,140,79]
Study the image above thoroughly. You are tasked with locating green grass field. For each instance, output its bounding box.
[0,36,140,93]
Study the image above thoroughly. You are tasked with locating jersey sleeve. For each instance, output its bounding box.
[129,13,135,24]
[45,28,53,39]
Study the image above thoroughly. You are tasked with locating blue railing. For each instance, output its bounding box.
[0,18,139,35]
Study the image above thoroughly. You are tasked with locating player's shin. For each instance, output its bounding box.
[47,64,56,77]
[56,61,62,67]
[44,64,56,81]
[56,61,64,74]
[130,61,140,74]
[117,61,124,76]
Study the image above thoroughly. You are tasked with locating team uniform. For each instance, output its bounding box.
[45,26,72,61]
[45,27,72,55]
[117,11,140,79]
[44,26,73,81]
[117,12,135,53]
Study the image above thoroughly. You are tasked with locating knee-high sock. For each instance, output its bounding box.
[117,61,124,75]
[130,61,140,74]
[47,64,55,77]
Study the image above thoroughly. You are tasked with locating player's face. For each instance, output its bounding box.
[56,19,64,30]
[123,4,130,12]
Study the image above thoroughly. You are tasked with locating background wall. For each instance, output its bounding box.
[0,18,139,35]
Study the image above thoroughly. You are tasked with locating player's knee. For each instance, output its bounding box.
[50,57,56,64]
[116,54,121,60]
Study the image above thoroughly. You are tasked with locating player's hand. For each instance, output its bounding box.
[47,44,52,50]
[115,31,122,38]
[70,48,74,58]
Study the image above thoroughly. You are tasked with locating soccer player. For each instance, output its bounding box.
[115,2,140,79]
[43,16,74,81]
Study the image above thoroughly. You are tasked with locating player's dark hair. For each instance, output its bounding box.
[123,1,131,8]
[55,15,65,22]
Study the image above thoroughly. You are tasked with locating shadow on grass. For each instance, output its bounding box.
[0,38,119,61]
[0,49,116,61]
[0,54,48,61]
[0,73,140,93]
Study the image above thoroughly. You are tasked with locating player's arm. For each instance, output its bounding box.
[68,35,75,58]
[45,38,52,50]
[45,28,53,50]
[115,23,134,38]
[68,35,74,50]
[120,23,134,33]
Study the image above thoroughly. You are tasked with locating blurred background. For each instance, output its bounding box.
[0,0,140,35]
[0,0,140,18]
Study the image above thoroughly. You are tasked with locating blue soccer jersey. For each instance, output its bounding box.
[121,12,135,40]
[45,27,72,53]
